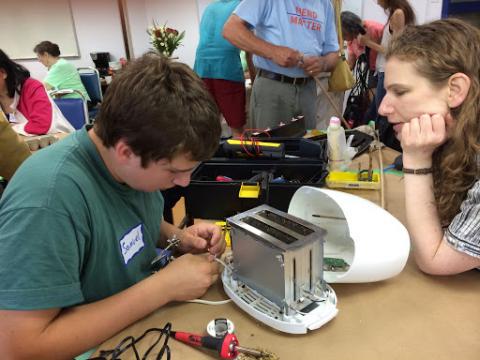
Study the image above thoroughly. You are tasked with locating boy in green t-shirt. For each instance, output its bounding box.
[0,53,224,358]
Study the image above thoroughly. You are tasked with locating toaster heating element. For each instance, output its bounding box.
[222,205,338,334]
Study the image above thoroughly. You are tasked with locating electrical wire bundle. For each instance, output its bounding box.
[238,129,271,157]
[91,323,172,360]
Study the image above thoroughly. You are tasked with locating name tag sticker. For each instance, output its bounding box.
[120,224,145,265]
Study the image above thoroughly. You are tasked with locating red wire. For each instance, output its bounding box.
[239,129,271,157]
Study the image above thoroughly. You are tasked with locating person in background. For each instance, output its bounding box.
[240,50,255,82]
[341,11,383,72]
[0,53,224,359]
[360,0,415,150]
[0,112,30,181]
[341,11,383,125]
[0,49,74,135]
[223,0,339,130]
[34,41,90,101]
[194,0,252,138]
[379,19,480,275]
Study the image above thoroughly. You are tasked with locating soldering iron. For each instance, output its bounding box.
[171,331,265,359]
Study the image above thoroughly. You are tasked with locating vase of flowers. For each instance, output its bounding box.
[147,21,185,57]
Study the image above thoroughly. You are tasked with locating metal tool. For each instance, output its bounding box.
[357,148,374,182]
[150,235,180,272]
[171,331,264,359]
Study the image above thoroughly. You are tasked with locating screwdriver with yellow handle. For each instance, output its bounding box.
[171,331,265,359]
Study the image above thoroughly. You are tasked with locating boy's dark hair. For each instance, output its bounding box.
[341,11,366,37]
[95,52,221,167]
[33,41,61,57]
[0,49,30,97]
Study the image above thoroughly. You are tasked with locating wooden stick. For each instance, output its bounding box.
[315,77,351,129]
[378,144,385,209]
[373,132,386,209]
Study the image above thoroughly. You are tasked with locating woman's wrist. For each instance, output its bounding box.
[402,153,433,169]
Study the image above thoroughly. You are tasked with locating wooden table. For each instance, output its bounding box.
[93,148,480,360]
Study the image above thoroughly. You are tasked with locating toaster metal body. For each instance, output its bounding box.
[228,204,326,310]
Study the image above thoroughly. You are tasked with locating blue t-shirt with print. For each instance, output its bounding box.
[234,0,339,78]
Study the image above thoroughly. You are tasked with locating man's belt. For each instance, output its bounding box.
[258,69,310,85]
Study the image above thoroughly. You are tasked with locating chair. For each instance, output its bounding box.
[78,67,103,121]
[51,90,89,130]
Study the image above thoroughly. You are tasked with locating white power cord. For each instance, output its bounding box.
[185,256,233,305]
[186,299,232,305]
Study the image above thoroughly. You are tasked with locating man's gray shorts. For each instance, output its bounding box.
[249,75,317,130]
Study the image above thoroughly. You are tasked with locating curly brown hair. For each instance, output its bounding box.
[387,19,480,225]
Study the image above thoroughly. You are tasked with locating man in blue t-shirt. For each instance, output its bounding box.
[223,0,339,130]
[0,54,224,359]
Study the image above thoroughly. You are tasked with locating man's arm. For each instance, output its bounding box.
[223,14,301,68]
[0,255,220,360]
[300,51,339,77]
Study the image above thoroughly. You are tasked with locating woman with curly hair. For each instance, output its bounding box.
[379,19,480,275]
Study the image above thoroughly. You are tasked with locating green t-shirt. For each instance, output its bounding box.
[45,58,90,101]
[0,127,163,310]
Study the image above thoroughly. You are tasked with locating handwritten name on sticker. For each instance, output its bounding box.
[120,224,145,265]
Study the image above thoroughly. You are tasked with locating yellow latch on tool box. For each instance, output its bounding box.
[326,171,380,190]
[239,182,261,198]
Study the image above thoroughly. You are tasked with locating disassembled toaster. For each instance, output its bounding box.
[222,204,338,334]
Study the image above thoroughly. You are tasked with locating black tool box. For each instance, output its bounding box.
[183,159,328,220]
[179,130,372,221]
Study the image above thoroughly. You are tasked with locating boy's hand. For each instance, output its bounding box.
[160,253,221,301]
[178,222,225,256]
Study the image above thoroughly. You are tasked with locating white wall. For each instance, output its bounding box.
[18,0,126,80]
[144,0,200,67]
[124,0,150,58]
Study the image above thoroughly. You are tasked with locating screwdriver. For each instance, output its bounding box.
[171,331,265,359]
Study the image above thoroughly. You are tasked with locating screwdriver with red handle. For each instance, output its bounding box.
[170,331,264,359]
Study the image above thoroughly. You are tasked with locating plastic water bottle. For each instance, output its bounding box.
[327,116,347,171]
